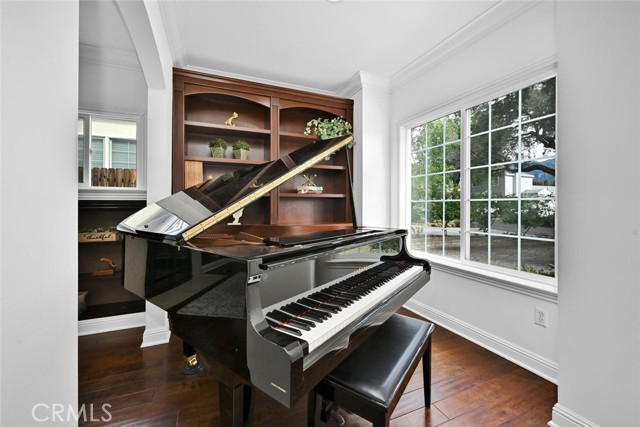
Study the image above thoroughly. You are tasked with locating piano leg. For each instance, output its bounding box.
[307,387,317,427]
[182,341,204,375]
[218,381,252,427]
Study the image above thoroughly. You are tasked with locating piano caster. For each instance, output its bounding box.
[182,353,205,375]
[182,342,204,375]
[320,400,345,426]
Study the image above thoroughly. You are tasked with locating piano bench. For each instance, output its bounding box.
[316,314,435,427]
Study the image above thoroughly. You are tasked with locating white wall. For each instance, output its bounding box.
[1,1,79,425]
[551,2,640,426]
[390,1,559,381]
[78,49,147,115]
[344,72,392,228]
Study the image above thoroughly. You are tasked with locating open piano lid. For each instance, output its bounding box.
[117,135,354,245]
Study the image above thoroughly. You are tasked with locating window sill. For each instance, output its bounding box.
[414,252,558,303]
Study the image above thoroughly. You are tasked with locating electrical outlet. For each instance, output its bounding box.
[534,307,548,327]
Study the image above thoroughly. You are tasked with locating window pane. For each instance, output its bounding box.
[491,163,517,198]
[426,201,443,226]
[470,167,489,198]
[427,120,443,147]
[521,200,555,238]
[445,142,460,170]
[444,172,461,200]
[491,91,519,129]
[521,158,556,193]
[521,239,555,277]
[77,118,84,183]
[470,102,489,135]
[91,137,104,169]
[469,233,488,263]
[411,201,425,225]
[521,116,556,160]
[426,228,443,256]
[522,77,556,122]
[444,113,461,142]
[470,134,488,167]
[470,201,488,232]
[492,200,518,235]
[444,200,460,225]
[411,125,426,152]
[490,236,518,271]
[426,175,443,200]
[112,139,136,170]
[491,127,518,163]
[91,117,137,187]
[410,228,426,252]
[427,146,444,173]
[411,176,425,200]
[411,151,425,176]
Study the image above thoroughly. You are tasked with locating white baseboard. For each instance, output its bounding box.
[404,299,558,383]
[78,312,145,336]
[549,404,600,427]
[140,325,171,348]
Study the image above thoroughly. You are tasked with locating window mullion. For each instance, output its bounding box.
[461,109,470,262]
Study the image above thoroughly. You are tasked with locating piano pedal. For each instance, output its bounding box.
[182,353,205,375]
[320,400,345,426]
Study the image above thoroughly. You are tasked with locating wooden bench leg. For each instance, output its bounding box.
[423,337,432,408]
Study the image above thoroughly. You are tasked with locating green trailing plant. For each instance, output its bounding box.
[233,139,250,151]
[304,116,353,140]
[209,138,227,149]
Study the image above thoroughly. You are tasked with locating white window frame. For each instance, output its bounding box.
[78,110,146,200]
[398,62,557,296]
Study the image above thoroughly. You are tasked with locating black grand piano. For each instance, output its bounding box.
[117,135,430,425]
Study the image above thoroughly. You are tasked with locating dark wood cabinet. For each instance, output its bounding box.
[172,68,354,228]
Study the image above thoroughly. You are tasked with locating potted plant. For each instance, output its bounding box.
[233,139,250,160]
[304,116,353,140]
[209,138,227,158]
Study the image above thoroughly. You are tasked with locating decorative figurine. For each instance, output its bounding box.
[225,112,239,126]
[297,174,323,194]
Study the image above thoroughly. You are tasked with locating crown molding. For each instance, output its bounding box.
[79,43,142,72]
[183,64,339,97]
[391,0,543,91]
[338,71,391,98]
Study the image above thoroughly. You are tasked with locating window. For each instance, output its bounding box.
[409,77,556,280]
[78,114,141,189]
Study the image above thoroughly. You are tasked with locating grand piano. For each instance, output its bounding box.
[117,135,431,425]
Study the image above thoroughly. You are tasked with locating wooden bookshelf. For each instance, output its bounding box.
[172,68,354,228]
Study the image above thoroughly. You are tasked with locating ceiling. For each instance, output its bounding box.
[81,0,502,93]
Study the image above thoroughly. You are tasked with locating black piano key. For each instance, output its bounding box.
[267,310,315,330]
[267,310,294,323]
[307,293,349,308]
[324,288,361,301]
[279,304,326,322]
[282,304,327,322]
[266,319,302,336]
[317,291,353,306]
[298,297,341,313]
[289,302,331,319]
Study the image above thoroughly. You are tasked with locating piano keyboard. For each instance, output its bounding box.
[263,261,423,353]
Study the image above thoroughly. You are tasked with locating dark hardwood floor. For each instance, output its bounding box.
[79,310,557,427]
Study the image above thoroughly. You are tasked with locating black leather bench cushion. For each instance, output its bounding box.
[325,314,434,408]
